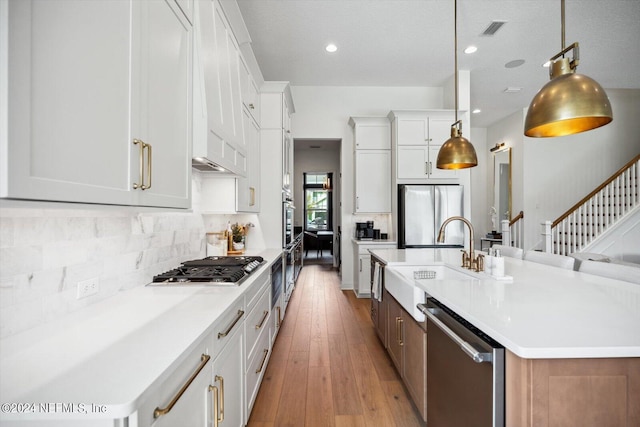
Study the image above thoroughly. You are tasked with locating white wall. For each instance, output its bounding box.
[469,127,489,248]
[290,86,445,289]
[293,145,341,231]
[486,89,640,251]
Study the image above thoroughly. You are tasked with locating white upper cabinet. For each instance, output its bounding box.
[1,0,192,208]
[390,111,461,182]
[350,117,392,213]
[192,0,247,176]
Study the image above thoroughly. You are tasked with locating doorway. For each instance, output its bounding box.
[293,139,341,268]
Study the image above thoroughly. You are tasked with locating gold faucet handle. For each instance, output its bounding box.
[476,254,484,272]
[460,250,470,268]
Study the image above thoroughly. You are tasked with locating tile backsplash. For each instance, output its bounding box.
[0,173,258,339]
[0,207,206,338]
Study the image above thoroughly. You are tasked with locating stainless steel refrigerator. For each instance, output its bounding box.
[397,184,464,248]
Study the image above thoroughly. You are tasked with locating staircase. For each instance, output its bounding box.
[544,154,640,256]
[501,211,524,249]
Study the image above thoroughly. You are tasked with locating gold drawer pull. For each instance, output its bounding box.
[209,384,219,427]
[215,375,225,422]
[256,348,269,374]
[399,318,404,346]
[218,309,244,339]
[255,310,269,330]
[133,139,144,190]
[153,353,210,418]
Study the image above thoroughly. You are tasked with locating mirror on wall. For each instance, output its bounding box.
[492,145,511,228]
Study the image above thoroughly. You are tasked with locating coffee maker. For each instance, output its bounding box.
[356,221,375,239]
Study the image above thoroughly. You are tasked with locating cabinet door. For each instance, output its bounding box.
[397,117,428,146]
[355,150,391,213]
[237,109,260,212]
[426,116,453,147]
[386,292,404,373]
[212,324,245,427]
[355,123,390,150]
[403,315,427,422]
[2,0,135,205]
[356,254,371,297]
[133,0,192,208]
[151,356,212,427]
[397,147,429,180]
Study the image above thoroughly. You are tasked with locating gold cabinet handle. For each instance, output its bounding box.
[215,375,224,422]
[276,306,282,328]
[218,310,244,339]
[132,139,152,190]
[249,187,255,206]
[143,142,152,190]
[153,354,210,418]
[256,348,269,374]
[133,139,144,189]
[398,318,404,346]
[255,310,269,330]
[209,384,219,427]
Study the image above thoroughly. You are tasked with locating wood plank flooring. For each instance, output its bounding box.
[247,264,425,427]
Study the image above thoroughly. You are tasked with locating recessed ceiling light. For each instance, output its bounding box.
[325,44,337,53]
[505,59,525,68]
[472,109,481,114]
[464,46,477,54]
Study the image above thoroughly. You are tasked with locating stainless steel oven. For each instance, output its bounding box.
[282,198,294,248]
[418,297,504,427]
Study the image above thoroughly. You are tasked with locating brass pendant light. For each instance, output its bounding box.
[437,0,477,170]
[524,0,612,137]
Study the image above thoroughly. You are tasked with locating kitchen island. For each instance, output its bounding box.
[371,248,640,426]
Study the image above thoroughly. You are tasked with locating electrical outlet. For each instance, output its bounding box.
[77,277,99,299]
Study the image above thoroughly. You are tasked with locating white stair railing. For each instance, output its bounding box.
[544,155,640,255]
[501,211,524,248]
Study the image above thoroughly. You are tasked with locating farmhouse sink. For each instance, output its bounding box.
[385,265,476,321]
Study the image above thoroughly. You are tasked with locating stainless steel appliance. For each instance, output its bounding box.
[397,184,464,248]
[271,255,283,308]
[418,298,504,427]
[149,256,264,285]
[283,196,294,248]
[284,233,302,303]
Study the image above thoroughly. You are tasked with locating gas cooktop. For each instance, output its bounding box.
[150,256,264,285]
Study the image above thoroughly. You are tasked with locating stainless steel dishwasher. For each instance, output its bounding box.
[418,298,504,427]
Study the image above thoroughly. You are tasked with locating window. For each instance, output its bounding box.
[304,173,332,231]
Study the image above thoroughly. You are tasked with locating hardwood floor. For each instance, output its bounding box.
[247,264,425,427]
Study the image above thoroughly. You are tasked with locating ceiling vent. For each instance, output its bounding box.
[482,21,507,36]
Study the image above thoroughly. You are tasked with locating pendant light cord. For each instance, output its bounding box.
[561,0,565,50]
[454,0,459,123]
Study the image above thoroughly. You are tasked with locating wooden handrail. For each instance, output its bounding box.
[552,153,640,228]
[509,211,524,227]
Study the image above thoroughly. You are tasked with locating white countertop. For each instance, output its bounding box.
[0,248,283,421]
[371,248,640,359]
[351,238,396,245]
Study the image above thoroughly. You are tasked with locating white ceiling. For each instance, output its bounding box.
[236,0,640,128]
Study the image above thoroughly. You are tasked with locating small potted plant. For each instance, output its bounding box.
[231,223,245,251]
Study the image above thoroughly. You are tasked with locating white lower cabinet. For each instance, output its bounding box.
[245,314,271,416]
[211,323,245,427]
[136,339,211,427]
[353,241,396,297]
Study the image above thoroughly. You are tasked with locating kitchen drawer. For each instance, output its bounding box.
[245,268,270,313]
[358,243,396,255]
[210,297,246,361]
[245,286,270,363]
[245,321,271,415]
[135,337,211,427]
